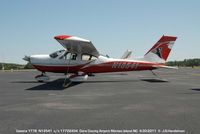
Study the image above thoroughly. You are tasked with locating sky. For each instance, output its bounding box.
[0,0,200,64]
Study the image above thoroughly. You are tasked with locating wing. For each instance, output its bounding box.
[54,35,99,57]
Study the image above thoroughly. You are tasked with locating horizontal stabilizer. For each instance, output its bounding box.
[152,65,178,69]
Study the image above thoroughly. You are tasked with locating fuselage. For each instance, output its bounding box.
[24,35,177,75]
[29,50,160,74]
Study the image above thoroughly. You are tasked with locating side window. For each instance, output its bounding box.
[82,54,90,61]
[60,52,77,60]
[82,54,97,61]
[66,52,71,60]
[91,56,97,60]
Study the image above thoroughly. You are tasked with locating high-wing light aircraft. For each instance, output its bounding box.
[23,35,177,87]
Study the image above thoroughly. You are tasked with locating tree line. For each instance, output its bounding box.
[166,58,200,67]
[0,63,25,70]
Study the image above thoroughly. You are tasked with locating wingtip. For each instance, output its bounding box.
[54,35,72,40]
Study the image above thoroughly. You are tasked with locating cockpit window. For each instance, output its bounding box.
[49,50,65,58]
[59,52,77,60]
[71,53,77,60]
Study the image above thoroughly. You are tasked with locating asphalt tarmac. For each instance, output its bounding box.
[0,68,200,134]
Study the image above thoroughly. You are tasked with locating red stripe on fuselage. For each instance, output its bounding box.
[33,61,161,74]
[80,61,158,73]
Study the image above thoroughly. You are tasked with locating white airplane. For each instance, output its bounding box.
[23,35,177,87]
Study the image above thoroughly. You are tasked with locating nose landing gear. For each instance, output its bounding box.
[35,72,50,82]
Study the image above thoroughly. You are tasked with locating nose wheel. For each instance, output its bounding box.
[35,72,50,82]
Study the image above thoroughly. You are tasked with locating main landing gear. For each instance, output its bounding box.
[35,72,50,82]
[63,73,88,88]
[34,72,88,88]
[63,77,72,88]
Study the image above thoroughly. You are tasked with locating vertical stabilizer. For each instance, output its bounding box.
[143,35,177,63]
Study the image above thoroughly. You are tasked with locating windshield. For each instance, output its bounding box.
[49,50,65,58]
[100,54,110,58]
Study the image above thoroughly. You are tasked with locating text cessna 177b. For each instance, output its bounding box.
[23,35,177,87]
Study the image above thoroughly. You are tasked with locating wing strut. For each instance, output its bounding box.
[151,70,158,77]
[63,53,72,87]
